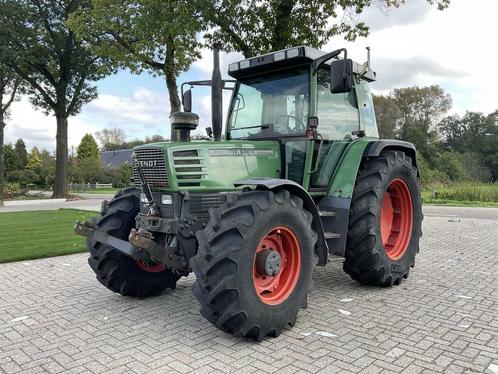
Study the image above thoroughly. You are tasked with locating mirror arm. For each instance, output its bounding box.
[312,48,347,72]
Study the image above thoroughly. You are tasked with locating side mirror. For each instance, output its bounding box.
[182,89,192,112]
[330,59,353,94]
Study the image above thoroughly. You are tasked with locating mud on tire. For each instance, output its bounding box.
[344,151,423,286]
[88,188,180,298]
[191,189,317,341]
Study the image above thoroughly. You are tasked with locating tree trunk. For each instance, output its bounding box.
[52,113,68,198]
[165,38,181,114]
[0,115,5,206]
[271,2,294,50]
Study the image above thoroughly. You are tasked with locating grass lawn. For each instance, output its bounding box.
[422,183,498,208]
[0,209,98,264]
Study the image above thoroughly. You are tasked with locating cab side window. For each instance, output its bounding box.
[317,68,359,139]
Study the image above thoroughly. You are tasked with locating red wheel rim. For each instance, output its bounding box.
[135,260,166,273]
[253,226,301,305]
[380,178,413,260]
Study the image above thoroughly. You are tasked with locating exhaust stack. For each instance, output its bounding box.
[211,43,223,141]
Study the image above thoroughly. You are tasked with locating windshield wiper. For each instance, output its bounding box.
[230,124,270,131]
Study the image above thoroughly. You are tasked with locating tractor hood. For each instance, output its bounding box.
[132,140,281,192]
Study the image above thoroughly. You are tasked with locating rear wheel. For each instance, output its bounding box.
[191,189,317,341]
[344,151,422,286]
[88,188,180,298]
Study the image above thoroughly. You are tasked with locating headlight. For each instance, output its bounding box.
[140,193,148,203]
[161,194,173,205]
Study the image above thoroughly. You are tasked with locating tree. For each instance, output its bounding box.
[381,85,451,158]
[4,144,20,172]
[373,94,401,139]
[95,127,126,150]
[0,0,113,197]
[0,64,22,202]
[27,146,42,170]
[69,0,201,113]
[439,110,498,180]
[77,134,99,160]
[200,0,450,58]
[14,139,28,169]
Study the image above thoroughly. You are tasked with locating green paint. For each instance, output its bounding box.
[326,138,371,198]
[135,140,280,192]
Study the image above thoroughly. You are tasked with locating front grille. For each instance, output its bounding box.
[132,148,169,190]
[173,149,205,187]
[190,193,227,219]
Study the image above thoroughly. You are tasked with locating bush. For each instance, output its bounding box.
[5,169,39,187]
[1,182,23,199]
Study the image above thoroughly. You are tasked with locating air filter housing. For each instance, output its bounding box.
[170,112,199,142]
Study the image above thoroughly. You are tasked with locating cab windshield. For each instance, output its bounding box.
[227,68,310,139]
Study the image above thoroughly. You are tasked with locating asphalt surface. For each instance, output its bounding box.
[1,204,498,373]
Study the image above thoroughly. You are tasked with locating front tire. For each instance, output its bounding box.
[191,189,317,341]
[88,188,180,298]
[344,151,423,286]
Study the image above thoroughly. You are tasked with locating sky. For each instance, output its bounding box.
[4,0,498,152]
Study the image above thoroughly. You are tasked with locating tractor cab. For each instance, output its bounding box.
[225,46,378,190]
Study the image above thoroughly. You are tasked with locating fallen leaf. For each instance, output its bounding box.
[456,295,471,299]
[338,309,351,316]
[340,298,353,302]
[11,316,29,322]
[300,332,312,336]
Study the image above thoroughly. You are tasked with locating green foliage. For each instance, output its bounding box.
[5,169,39,187]
[68,158,102,184]
[77,134,99,160]
[14,139,28,169]
[0,0,115,196]
[3,144,20,172]
[373,94,401,139]
[27,147,42,170]
[439,111,498,180]
[1,181,22,199]
[201,0,449,57]
[69,0,201,112]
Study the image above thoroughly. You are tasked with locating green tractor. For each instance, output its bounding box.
[75,44,422,341]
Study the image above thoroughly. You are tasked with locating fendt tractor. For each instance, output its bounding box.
[75,44,423,341]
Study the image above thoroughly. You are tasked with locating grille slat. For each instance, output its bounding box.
[132,148,169,190]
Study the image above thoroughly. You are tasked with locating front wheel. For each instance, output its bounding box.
[344,151,423,286]
[191,189,317,341]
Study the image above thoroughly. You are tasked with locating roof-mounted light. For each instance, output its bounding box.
[287,48,299,58]
[273,51,286,61]
[239,60,250,69]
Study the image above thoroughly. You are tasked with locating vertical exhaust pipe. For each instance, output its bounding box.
[211,43,223,141]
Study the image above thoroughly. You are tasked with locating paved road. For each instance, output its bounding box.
[1,210,498,373]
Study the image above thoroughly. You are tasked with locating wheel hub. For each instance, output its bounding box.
[255,249,281,276]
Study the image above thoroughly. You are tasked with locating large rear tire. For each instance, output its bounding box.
[344,151,422,286]
[191,189,317,341]
[88,188,180,298]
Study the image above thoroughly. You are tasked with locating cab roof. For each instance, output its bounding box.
[228,45,376,82]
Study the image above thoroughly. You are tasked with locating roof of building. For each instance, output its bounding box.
[101,149,133,168]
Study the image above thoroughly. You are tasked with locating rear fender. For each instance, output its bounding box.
[235,178,328,266]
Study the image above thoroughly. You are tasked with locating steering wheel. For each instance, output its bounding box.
[275,114,304,132]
